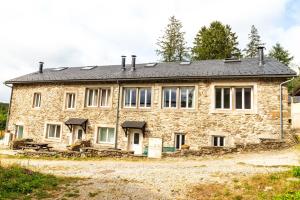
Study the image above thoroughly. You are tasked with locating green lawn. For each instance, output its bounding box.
[0,165,77,200]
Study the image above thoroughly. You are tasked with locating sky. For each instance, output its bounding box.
[1,0,300,102]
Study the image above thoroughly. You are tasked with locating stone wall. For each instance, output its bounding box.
[7,78,291,151]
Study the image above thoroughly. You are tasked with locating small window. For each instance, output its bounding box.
[175,133,185,149]
[97,127,115,143]
[52,67,68,71]
[100,89,111,107]
[46,124,61,139]
[124,88,137,108]
[139,88,151,108]
[66,93,76,109]
[33,93,41,108]
[15,125,24,139]
[163,88,177,108]
[215,88,231,109]
[212,136,225,147]
[180,87,194,108]
[81,66,96,70]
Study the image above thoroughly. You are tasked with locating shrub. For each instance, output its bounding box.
[292,167,300,178]
[274,191,300,200]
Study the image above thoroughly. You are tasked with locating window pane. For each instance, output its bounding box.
[134,133,139,144]
[55,125,61,138]
[215,88,222,108]
[88,90,93,106]
[171,89,177,107]
[107,90,111,106]
[163,89,169,108]
[99,128,107,142]
[101,89,107,106]
[107,128,115,143]
[180,88,187,108]
[244,88,252,109]
[223,88,230,109]
[131,89,136,106]
[188,88,194,108]
[175,134,180,149]
[93,89,98,106]
[235,88,243,109]
[146,89,151,107]
[140,89,145,107]
[48,125,55,138]
[181,135,185,145]
[219,137,224,146]
[125,89,130,107]
[213,136,218,146]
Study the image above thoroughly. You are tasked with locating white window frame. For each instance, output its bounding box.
[179,87,195,109]
[162,87,178,108]
[214,87,232,110]
[175,133,186,149]
[96,127,115,144]
[33,93,41,108]
[99,88,111,107]
[15,125,24,139]
[234,87,253,110]
[45,124,61,139]
[86,88,99,107]
[139,88,152,108]
[124,88,138,108]
[212,136,225,147]
[66,93,76,109]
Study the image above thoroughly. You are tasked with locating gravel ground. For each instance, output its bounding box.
[0,148,299,199]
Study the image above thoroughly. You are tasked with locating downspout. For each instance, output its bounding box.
[4,83,13,132]
[115,80,121,149]
[280,77,294,140]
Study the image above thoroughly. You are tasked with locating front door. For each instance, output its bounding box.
[129,132,143,155]
[72,127,84,144]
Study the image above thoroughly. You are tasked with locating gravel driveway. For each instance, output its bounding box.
[0,148,299,199]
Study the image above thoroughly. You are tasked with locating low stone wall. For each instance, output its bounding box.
[163,139,292,157]
[19,149,135,158]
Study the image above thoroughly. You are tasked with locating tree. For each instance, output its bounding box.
[243,25,264,58]
[191,21,241,60]
[268,43,294,66]
[156,16,188,62]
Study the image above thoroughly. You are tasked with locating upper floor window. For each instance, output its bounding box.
[235,88,252,109]
[215,88,231,109]
[139,88,151,108]
[124,88,137,108]
[45,124,61,139]
[163,87,195,109]
[66,93,76,109]
[85,88,111,107]
[123,87,152,108]
[33,93,41,108]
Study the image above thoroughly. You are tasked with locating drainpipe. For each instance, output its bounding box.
[280,77,294,140]
[115,80,121,149]
[4,83,13,133]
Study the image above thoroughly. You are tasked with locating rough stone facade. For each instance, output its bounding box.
[7,78,291,151]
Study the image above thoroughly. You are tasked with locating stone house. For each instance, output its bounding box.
[5,49,296,154]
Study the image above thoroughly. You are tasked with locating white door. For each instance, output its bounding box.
[129,132,143,155]
[72,127,84,143]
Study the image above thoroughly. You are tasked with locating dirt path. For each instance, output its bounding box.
[0,148,299,199]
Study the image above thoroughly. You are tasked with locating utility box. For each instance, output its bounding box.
[148,137,162,158]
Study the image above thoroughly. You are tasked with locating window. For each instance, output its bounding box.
[124,88,137,108]
[46,124,61,139]
[85,88,111,107]
[97,127,115,143]
[66,93,76,109]
[180,87,195,108]
[213,136,225,147]
[33,93,41,108]
[163,88,177,108]
[139,88,151,108]
[235,88,252,109]
[15,125,24,139]
[215,88,231,109]
[100,89,111,107]
[175,133,185,149]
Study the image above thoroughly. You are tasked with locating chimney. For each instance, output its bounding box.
[131,55,136,71]
[257,46,265,66]
[39,62,44,73]
[121,55,126,71]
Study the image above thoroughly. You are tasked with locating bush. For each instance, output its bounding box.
[292,167,300,178]
[274,191,300,200]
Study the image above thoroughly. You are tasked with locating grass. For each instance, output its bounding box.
[0,165,78,199]
[187,167,300,200]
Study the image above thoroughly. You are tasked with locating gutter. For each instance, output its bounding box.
[114,80,121,149]
[280,77,295,140]
[4,83,13,132]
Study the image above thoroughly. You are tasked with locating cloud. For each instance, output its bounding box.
[0,0,299,102]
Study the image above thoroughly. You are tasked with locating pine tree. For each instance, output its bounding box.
[156,16,188,62]
[243,25,263,58]
[268,43,293,66]
[191,21,241,60]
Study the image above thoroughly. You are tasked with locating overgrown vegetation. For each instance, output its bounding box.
[0,102,9,131]
[0,165,76,199]
[187,167,300,200]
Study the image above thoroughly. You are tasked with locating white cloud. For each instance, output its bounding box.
[0,0,299,102]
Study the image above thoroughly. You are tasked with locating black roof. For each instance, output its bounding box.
[5,58,296,84]
[121,121,146,129]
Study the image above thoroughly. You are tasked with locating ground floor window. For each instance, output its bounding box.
[175,133,185,149]
[46,124,61,139]
[15,125,24,139]
[212,136,225,147]
[97,127,115,144]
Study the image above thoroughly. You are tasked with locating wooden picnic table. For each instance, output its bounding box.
[21,142,53,151]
